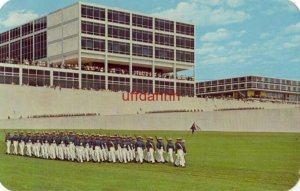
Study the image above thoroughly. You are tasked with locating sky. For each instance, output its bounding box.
[0,0,299,81]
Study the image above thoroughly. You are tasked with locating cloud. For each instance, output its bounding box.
[200,28,230,42]
[196,43,225,55]
[151,0,250,26]
[283,35,300,48]
[226,0,244,8]
[285,22,300,34]
[0,10,39,28]
[259,33,269,39]
[228,40,242,46]
[263,0,297,15]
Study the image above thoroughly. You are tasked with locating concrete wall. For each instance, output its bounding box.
[47,4,79,60]
[1,108,299,132]
[0,84,298,120]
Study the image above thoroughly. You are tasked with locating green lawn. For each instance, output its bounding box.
[0,130,299,191]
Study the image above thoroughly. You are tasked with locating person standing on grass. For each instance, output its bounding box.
[19,132,26,156]
[174,138,187,167]
[25,132,33,157]
[5,132,12,154]
[145,137,155,163]
[12,131,19,155]
[190,123,196,134]
[155,137,165,163]
[166,138,175,163]
[135,136,145,164]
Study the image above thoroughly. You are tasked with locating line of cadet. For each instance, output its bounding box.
[5,131,187,167]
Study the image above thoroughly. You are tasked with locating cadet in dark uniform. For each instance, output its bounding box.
[12,131,19,155]
[166,138,174,163]
[174,138,187,167]
[146,137,155,163]
[135,136,145,164]
[155,137,165,163]
[5,132,12,154]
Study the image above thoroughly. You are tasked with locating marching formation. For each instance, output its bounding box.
[5,131,187,167]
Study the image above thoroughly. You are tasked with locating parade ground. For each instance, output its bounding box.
[0,129,299,191]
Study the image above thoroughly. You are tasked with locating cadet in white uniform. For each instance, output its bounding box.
[155,137,165,163]
[5,132,12,154]
[166,138,174,163]
[175,138,187,167]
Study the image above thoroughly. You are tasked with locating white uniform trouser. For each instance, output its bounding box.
[94,146,101,162]
[89,147,95,161]
[116,145,122,162]
[50,143,56,159]
[68,143,76,161]
[121,148,128,163]
[166,148,174,163]
[35,143,41,157]
[26,142,32,156]
[41,143,45,158]
[102,146,108,161]
[63,144,68,159]
[156,148,165,163]
[6,140,11,154]
[77,146,84,163]
[109,147,116,163]
[128,147,133,161]
[43,143,49,159]
[58,144,64,160]
[13,141,18,154]
[175,149,185,167]
[146,148,155,163]
[84,145,90,162]
[19,141,25,156]
[136,147,144,163]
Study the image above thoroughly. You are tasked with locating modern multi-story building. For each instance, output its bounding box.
[196,76,300,102]
[0,2,195,96]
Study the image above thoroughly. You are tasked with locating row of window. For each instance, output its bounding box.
[132,14,152,29]
[0,67,19,73]
[108,41,130,55]
[132,78,153,92]
[108,25,130,40]
[81,5,105,21]
[81,37,105,51]
[23,69,49,76]
[81,37,193,62]
[132,29,152,43]
[81,21,105,36]
[132,44,153,58]
[155,33,174,46]
[0,74,19,85]
[0,32,9,44]
[80,5,194,36]
[0,69,194,95]
[198,79,300,87]
[176,50,194,63]
[0,17,46,43]
[53,71,79,78]
[197,84,300,93]
[81,22,194,49]
[0,32,47,61]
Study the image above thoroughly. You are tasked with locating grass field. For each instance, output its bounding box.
[0,129,299,191]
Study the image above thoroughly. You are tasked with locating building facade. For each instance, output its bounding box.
[196,76,300,102]
[0,2,195,96]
